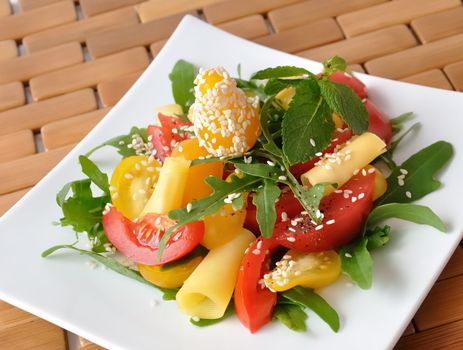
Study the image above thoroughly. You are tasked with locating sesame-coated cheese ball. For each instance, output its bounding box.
[189,67,261,157]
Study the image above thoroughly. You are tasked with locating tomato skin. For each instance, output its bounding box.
[234,237,278,333]
[102,206,204,265]
[148,113,191,162]
[329,71,367,99]
[365,99,392,144]
[245,190,303,235]
[289,129,353,178]
[271,172,375,252]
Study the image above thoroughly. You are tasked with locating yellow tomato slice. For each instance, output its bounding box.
[109,155,161,220]
[138,253,203,288]
[264,250,341,292]
[172,138,223,206]
[366,165,387,201]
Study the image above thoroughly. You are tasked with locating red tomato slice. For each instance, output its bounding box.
[365,99,392,144]
[329,71,368,99]
[245,189,303,235]
[289,128,353,178]
[270,172,375,252]
[234,237,278,333]
[148,113,192,162]
[102,206,204,265]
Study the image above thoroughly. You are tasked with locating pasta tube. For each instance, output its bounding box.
[141,157,190,215]
[301,132,386,192]
[176,228,255,319]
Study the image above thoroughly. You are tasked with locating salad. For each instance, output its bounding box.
[44,56,453,334]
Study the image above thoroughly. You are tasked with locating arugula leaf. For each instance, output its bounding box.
[56,182,72,207]
[282,287,340,332]
[253,179,281,238]
[84,126,148,158]
[391,112,414,134]
[366,225,390,250]
[231,160,284,180]
[169,59,196,114]
[322,56,348,76]
[340,238,372,289]
[259,96,283,156]
[376,141,453,205]
[79,155,109,194]
[282,79,334,165]
[367,203,446,232]
[388,122,420,156]
[235,78,267,101]
[190,303,234,327]
[164,174,261,257]
[287,181,330,224]
[319,79,369,134]
[42,244,178,300]
[252,66,312,80]
[264,79,300,95]
[273,303,308,332]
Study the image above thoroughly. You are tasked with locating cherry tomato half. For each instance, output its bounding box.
[102,206,204,265]
[365,99,392,144]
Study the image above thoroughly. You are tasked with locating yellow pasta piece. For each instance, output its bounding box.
[301,132,386,193]
[176,228,255,319]
[140,157,190,215]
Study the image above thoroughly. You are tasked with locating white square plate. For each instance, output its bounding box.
[1,16,462,350]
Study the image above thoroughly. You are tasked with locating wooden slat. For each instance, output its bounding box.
[0,188,31,216]
[150,40,166,57]
[438,247,463,280]
[444,60,463,91]
[23,7,139,53]
[30,47,150,101]
[411,7,463,44]
[137,0,224,23]
[403,323,415,336]
[0,89,97,135]
[414,275,463,330]
[0,1,76,41]
[97,71,142,107]
[41,107,111,150]
[336,0,461,38]
[349,64,365,73]
[86,12,190,59]
[364,33,463,79]
[0,40,17,61]
[256,18,343,53]
[219,15,269,40]
[0,301,37,330]
[0,0,11,17]
[80,0,144,17]
[203,0,302,24]
[0,144,74,195]
[299,25,416,64]
[18,0,64,12]
[401,69,453,91]
[80,344,105,350]
[0,303,66,350]
[395,318,463,350]
[0,130,36,163]
[0,42,83,85]
[268,0,386,32]
[0,82,26,112]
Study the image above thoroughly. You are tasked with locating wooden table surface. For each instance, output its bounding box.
[1,0,463,349]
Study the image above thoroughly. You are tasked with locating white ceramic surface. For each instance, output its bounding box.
[1,16,462,350]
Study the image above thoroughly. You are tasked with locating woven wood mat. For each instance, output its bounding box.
[1,0,463,349]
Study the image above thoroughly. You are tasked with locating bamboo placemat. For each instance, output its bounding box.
[1,0,463,349]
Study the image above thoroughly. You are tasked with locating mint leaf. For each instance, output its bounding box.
[365,225,390,250]
[367,203,446,232]
[322,56,348,75]
[264,79,300,95]
[252,66,312,80]
[376,141,453,205]
[282,79,334,165]
[42,245,178,299]
[79,155,109,194]
[252,179,281,238]
[282,287,340,332]
[273,303,308,332]
[319,80,369,134]
[190,302,234,327]
[84,126,148,158]
[340,238,372,289]
[169,59,195,114]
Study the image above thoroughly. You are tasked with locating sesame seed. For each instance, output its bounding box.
[192,316,200,322]
[400,168,408,175]
[310,138,316,147]
[358,193,365,199]
[281,212,288,221]
[288,227,296,232]
[353,168,360,175]
[278,175,287,181]
[405,191,412,199]
[267,160,275,166]
[361,169,367,176]
[315,225,324,231]
[397,174,406,180]
[124,173,133,180]
[368,168,376,174]
[287,237,296,242]
[345,252,352,258]
[326,219,335,225]
[315,152,323,157]
[252,249,261,255]
[398,178,405,186]
[112,192,119,200]
[351,196,357,203]
[186,203,193,212]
